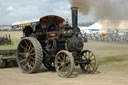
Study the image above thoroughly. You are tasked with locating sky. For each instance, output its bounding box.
[0,0,95,25]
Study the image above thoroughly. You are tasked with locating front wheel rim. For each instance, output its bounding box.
[55,50,74,77]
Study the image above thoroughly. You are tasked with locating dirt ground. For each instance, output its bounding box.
[0,32,128,85]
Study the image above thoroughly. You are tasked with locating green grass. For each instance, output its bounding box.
[0,39,20,50]
[88,39,128,45]
[99,54,128,65]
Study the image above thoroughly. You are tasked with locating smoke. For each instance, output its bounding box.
[69,0,128,29]
[97,20,120,31]
[69,0,90,15]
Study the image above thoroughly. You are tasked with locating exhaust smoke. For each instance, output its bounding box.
[69,0,128,29]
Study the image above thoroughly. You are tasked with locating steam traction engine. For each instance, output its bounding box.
[17,7,98,77]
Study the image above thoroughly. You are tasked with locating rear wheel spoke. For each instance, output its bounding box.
[29,61,35,67]
[27,62,32,69]
[17,53,26,55]
[30,53,35,56]
[29,48,34,53]
[25,40,29,48]
[30,56,35,60]
[23,63,28,70]
[19,59,26,63]
[20,44,27,52]
[28,43,32,51]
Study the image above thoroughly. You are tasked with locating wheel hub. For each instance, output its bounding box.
[87,59,91,64]
[61,62,65,67]
[25,53,30,58]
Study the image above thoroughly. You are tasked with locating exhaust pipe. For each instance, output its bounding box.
[71,7,78,29]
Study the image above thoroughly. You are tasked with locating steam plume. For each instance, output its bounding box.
[69,0,128,29]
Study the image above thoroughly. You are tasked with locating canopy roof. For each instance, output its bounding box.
[40,15,65,27]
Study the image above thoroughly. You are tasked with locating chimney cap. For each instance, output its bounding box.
[71,7,78,10]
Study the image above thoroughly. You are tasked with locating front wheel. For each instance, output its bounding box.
[80,50,98,74]
[55,50,74,78]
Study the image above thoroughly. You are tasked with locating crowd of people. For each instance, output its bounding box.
[82,30,128,43]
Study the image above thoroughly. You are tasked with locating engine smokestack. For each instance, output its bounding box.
[71,7,78,29]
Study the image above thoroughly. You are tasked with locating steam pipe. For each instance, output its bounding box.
[71,7,78,29]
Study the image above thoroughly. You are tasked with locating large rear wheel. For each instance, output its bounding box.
[17,37,43,73]
[55,50,74,78]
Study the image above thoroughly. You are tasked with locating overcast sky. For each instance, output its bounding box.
[0,0,95,25]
